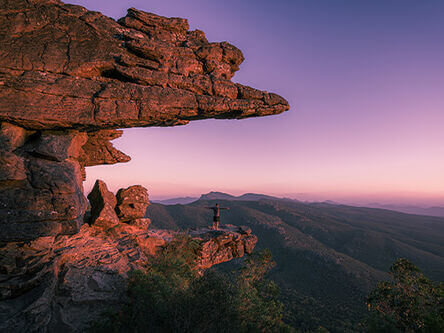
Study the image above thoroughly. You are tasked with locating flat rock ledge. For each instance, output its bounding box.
[0,223,257,332]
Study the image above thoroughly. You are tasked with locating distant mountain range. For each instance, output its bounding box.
[200,191,294,202]
[152,192,289,205]
[146,192,444,331]
[153,192,444,218]
[365,203,444,217]
[151,196,199,205]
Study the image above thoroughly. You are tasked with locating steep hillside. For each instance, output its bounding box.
[147,197,444,331]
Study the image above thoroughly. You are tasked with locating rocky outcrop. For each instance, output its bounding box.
[191,225,257,270]
[78,130,131,169]
[0,0,284,330]
[87,179,120,227]
[0,0,288,130]
[0,223,257,332]
[0,0,289,242]
[0,126,88,241]
[116,185,150,222]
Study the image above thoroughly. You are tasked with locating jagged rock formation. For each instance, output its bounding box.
[0,1,288,130]
[0,0,289,241]
[0,222,257,332]
[87,179,120,227]
[0,0,287,330]
[1,180,257,331]
[0,125,88,241]
[191,225,256,269]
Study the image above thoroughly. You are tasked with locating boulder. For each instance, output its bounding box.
[0,122,29,151]
[116,185,150,222]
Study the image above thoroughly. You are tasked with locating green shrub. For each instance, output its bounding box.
[89,243,292,332]
[365,258,444,332]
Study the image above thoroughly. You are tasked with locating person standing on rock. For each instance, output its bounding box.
[206,203,229,230]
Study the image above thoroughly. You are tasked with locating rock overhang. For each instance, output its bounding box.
[0,0,289,241]
[0,1,274,329]
[0,0,289,131]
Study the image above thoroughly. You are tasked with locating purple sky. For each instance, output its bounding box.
[73,0,444,206]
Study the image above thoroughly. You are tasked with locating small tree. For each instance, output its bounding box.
[237,249,289,332]
[89,244,293,332]
[365,258,443,332]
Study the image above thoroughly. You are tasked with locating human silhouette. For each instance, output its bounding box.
[206,203,229,230]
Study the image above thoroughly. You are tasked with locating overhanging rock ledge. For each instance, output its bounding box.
[0,0,289,241]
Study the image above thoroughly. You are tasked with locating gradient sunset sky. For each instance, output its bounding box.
[73,0,444,206]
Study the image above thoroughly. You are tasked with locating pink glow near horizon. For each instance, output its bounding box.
[76,0,444,206]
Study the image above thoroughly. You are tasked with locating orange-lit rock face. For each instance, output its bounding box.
[0,223,257,332]
[191,225,257,270]
[0,1,268,330]
[0,0,288,241]
[0,1,289,130]
[0,126,88,241]
[116,185,150,222]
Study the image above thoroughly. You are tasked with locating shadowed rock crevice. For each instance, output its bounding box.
[0,125,128,241]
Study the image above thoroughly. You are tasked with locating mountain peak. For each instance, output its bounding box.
[199,192,237,201]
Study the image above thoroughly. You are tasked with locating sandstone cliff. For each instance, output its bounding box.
[0,0,288,330]
[0,221,257,332]
[0,0,289,241]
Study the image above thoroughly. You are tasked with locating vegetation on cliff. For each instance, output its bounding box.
[147,197,444,331]
[365,258,444,332]
[90,238,291,332]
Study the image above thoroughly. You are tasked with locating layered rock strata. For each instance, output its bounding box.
[0,125,126,241]
[0,0,289,241]
[0,222,257,332]
[0,124,88,241]
[0,0,286,330]
[0,0,288,130]
[1,179,257,331]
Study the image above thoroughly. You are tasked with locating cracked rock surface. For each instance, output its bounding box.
[0,0,279,330]
[0,0,289,130]
[1,179,257,332]
[0,223,257,332]
[0,0,289,241]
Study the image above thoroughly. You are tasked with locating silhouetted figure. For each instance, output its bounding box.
[206,203,229,230]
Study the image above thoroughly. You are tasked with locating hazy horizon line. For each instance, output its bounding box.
[147,189,444,208]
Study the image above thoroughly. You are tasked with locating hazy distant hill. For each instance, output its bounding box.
[199,191,304,203]
[146,194,444,331]
[151,196,198,205]
[366,203,444,217]
[199,191,286,202]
